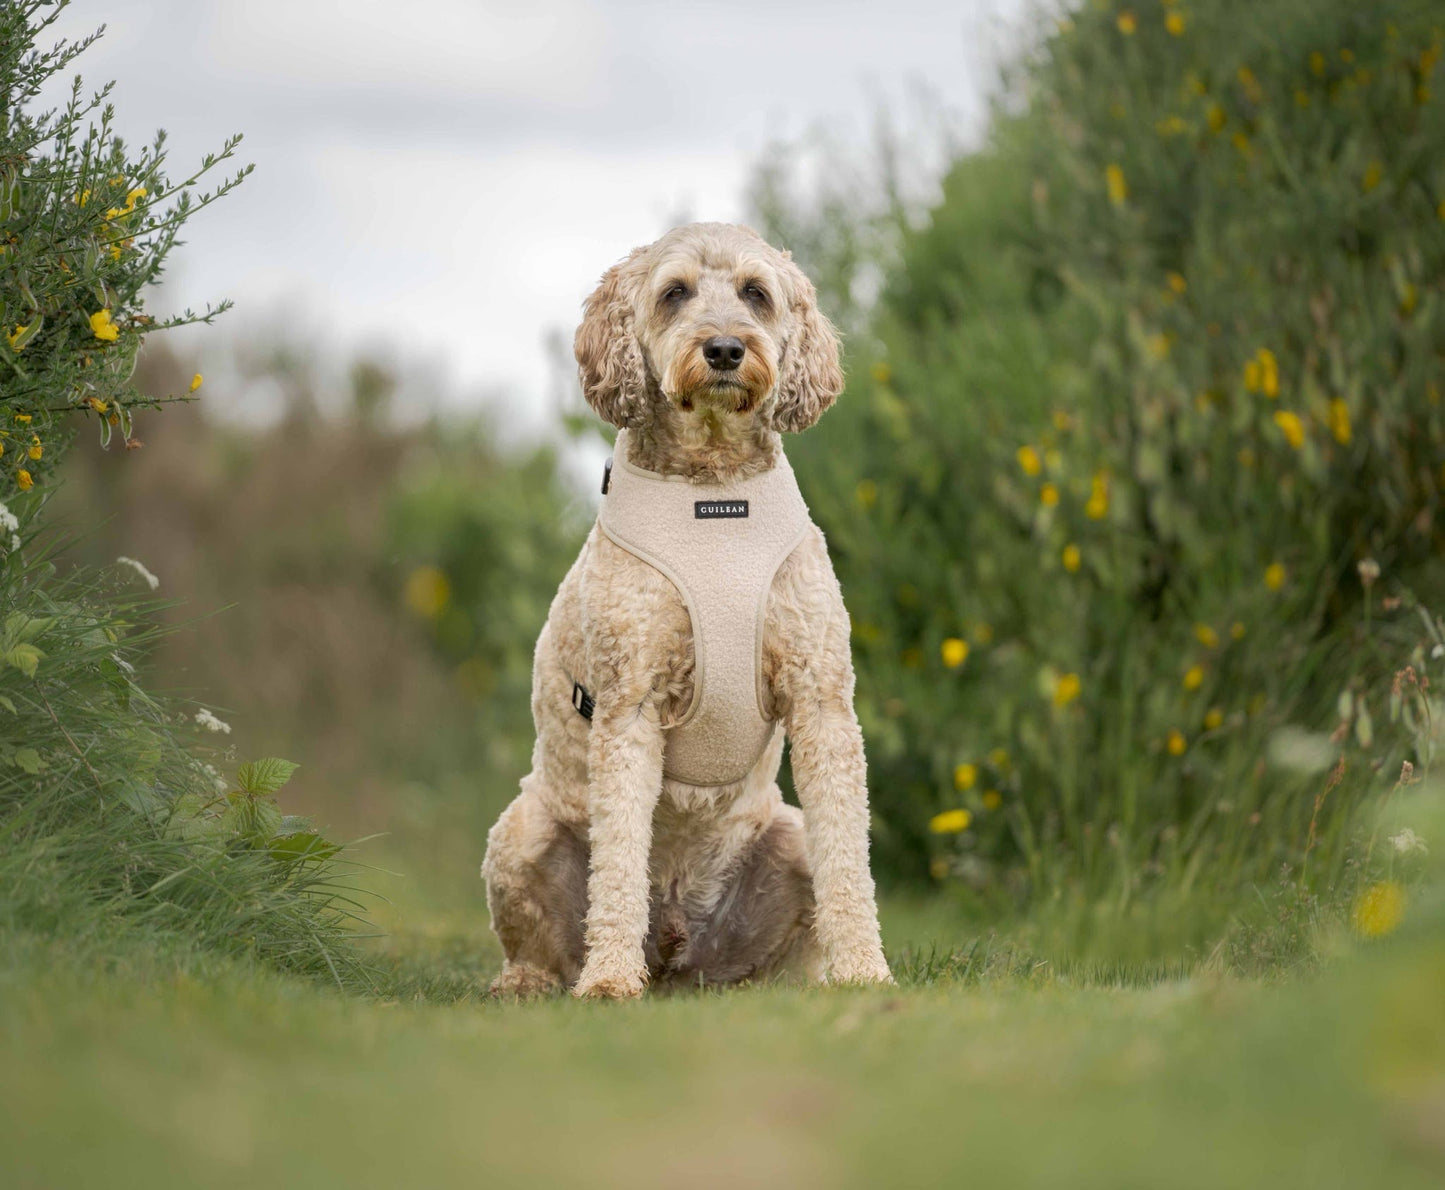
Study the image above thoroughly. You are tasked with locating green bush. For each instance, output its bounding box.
[775,0,1445,902]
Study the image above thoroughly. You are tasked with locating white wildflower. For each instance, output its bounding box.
[0,502,17,532]
[202,762,229,793]
[194,707,231,734]
[116,555,159,590]
[7,533,17,552]
[1390,828,1428,856]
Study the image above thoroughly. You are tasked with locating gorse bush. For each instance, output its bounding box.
[0,1,248,498]
[774,0,1445,903]
[1,3,366,981]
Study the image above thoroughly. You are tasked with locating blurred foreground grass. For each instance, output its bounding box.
[3,896,1442,1190]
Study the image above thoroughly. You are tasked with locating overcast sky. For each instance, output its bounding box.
[40,0,1031,430]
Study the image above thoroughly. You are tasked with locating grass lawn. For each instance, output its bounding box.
[3,888,1442,1190]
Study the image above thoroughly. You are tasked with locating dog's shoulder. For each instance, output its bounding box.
[574,526,692,685]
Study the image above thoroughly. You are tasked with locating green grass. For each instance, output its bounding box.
[3,888,1442,1190]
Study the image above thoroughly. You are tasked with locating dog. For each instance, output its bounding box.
[481,222,892,998]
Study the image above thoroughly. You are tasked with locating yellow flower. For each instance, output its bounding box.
[1085,471,1109,520]
[403,565,452,619]
[1352,881,1405,938]
[855,478,878,510]
[1166,272,1187,295]
[1339,48,1354,64]
[125,185,147,210]
[1230,621,1246,640]
[1017,445,1042,476]
[1053,672,1081,708]
[941,638,969,669]
[1206,103,1226,132]
[929,808,972,834]
[1273,410,1305,450]
[989,747,1010,769]
[1105,163,1128,207]
[1400,284,1418,316]
[1116,11,1137,35]
[1294,87,1311,108]
[1040,482,1060,508]
[1362,161,1383,193]
[1167,729,1187,756]
[1183,664,1204,691]
[981,789,1002,811]
[953,763,978,792]
[1203,707,1224,731]
[190,373,203,393]
[1264,562,1286,592]
[28,436,41,461]
[1156,115,1187,137]
[870,360,891,385]
[16,469,33,491]
[1146,332,1171,359]
[1051,410,1072,432]
[1327,398,1351,445]
[1243,359,1262,392]
[7,322,31,351]
[89,309,120,342]
[1258,348,1279,397]
[1231,131,1253,157]
[1062,543,1082,573]
[1237,65,1262,103]
[1194,623,1219,649]
[1165,11,1185,35]
[1309,51,1326,77]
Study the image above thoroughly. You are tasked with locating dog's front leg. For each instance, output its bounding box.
[787,682,893,986]
[573,692,664,1000]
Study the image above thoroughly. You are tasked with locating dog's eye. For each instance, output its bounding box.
[741,282,770,307]
[660,282,690,305]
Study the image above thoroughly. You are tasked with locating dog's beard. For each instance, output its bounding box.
[662,338,777,415]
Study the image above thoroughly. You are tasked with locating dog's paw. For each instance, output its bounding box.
[573,968,646,1001]
[490,962,562,999]
[826,953,895,987]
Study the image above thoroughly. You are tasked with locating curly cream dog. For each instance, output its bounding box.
[482,222,891,998]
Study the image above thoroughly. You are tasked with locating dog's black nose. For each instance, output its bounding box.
[702,336,745,371]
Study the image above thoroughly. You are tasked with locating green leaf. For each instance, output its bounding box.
[13,748,42,774]
[235,758,299,796]
[0,695,15,714]
[4,643,42,677]
[268,832,340,863]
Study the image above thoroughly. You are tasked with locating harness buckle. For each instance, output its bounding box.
[571,681,595,721]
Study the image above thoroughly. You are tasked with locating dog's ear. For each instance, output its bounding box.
[575,255,647,429]
[768,256,844,433]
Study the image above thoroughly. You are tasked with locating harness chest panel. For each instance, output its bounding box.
[596,429,812,787]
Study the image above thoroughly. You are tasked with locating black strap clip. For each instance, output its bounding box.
[601,457,613,496]
[571,681,595,721]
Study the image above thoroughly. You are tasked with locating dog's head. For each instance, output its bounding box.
[574,223,843,434]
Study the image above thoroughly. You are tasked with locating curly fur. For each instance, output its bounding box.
[483,223,889,999]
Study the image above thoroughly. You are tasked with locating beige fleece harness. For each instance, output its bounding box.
[592,429,812,788]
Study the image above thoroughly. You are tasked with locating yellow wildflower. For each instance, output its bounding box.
[1062,543,1082,573]
[1206,103,1226,132]
[190,373,203,393]
[1264,562,1286,592]
[1352,881,1405,937]
[1273,410,1305,450]
[7,323,31,351]
[13,413,31,424]
[870,360,891,385]
[1258,348,1279,397]
[989,748,1010,769]
[1040,482,1060,508]
[1116,11,1137,35]
[1243,359,1262,392]
[1309,51,1325,77]
[1105,163,1128,207]
[855,479,878,510]
[28,436,41,461]
[1294,88,1311,108]
[1156,115,1187,137]
[1194,623,1219,649]
[1165,11,1185,35]
[16,469,33,491]
[981,790,1002,812]
[403,566,452,619]
[1237,65,1262,103]
[929,808,972,834]
[1147,332,1171,359]
[1327,398,1351,445]
[1017,445,1042,476]
[1362,161,1383,193]
[125,185,147,210]
[941,638,969,669]
[1183,664,1204,691]
[1232,131,1253,157]
[1400,284,1418,316]
[1167,729,1187,756]
[1085,471,1109,520]
[1230,621,1246,640]
[1053,672,1082,708]
[1051,410,1072,432]
[953,763,978,792]
[1166,272,1187,294]
[89,309,120,342]
[1203,707,1224,731]
[1339,48,1354,64]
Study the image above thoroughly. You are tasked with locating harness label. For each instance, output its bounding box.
[695,500,749,519]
